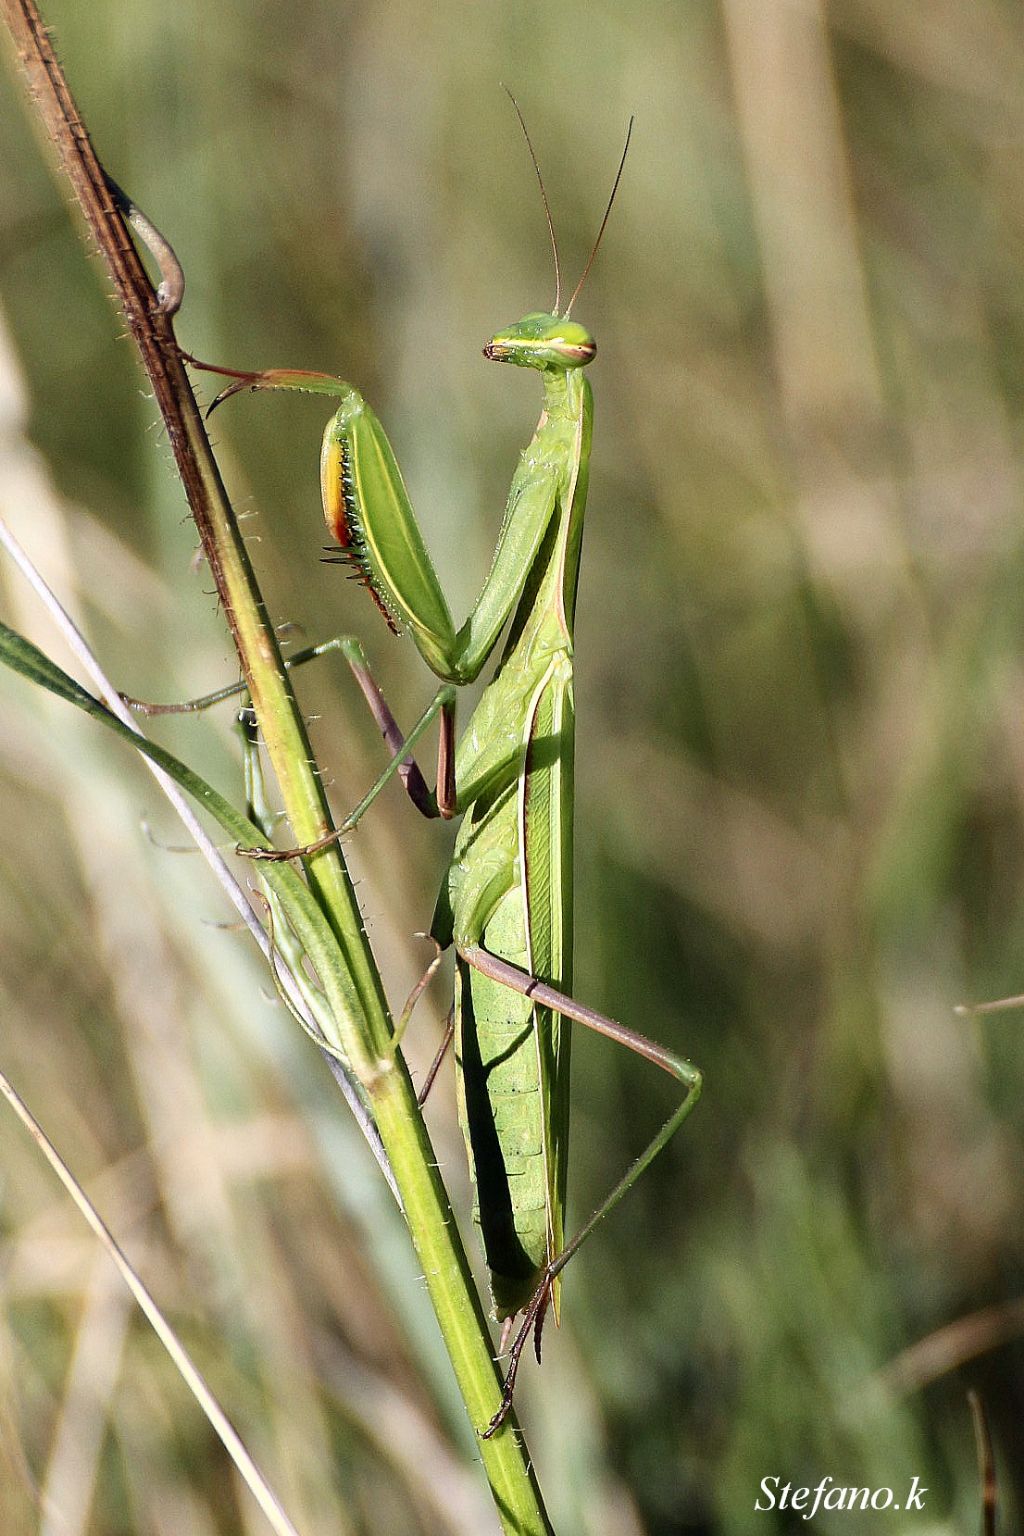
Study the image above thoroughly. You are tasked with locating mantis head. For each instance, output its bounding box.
[484,313,596,371]
[487,97,632,375]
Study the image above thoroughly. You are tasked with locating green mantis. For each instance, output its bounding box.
[193,109,704,1433]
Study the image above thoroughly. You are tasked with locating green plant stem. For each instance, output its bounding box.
[1,4,553,1528]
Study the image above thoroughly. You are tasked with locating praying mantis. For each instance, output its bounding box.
[182,107,705,1432]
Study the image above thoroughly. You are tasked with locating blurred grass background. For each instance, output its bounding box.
[2,1,1024,1531]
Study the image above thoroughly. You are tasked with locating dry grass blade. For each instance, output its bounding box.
[968,1392,997,1536]
[877,1299,1024,1396]
[40,1259,130,1536]
[0,1064,304,1536]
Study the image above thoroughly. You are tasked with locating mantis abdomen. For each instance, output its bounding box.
[443,617,576,1320]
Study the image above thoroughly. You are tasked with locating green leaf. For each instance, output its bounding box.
[0,620,367,1056]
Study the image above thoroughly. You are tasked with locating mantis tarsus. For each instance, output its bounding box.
[182,108,704,1434]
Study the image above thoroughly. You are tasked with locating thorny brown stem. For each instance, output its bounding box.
[1,0,266,678]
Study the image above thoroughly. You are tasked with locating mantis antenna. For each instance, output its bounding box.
[563,116,634,319]
[503,86,562,316]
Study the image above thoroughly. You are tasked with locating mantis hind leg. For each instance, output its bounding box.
[457,943,703,1438]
